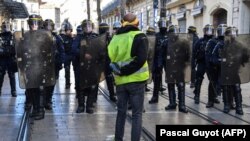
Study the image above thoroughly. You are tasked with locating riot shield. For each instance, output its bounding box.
[14,30,55,89]
[165,33,192,83]
[80,34,106,89]
[220,34,250,85]
[146,35,156,84]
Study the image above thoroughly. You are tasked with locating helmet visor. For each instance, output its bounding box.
[217,26,227,36]
[159,20,167,28]
[204,27,214,35]
[83,22,93,33]
[29,20,39,30]
[44,22,54,31]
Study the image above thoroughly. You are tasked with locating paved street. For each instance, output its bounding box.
[0,68,249,141]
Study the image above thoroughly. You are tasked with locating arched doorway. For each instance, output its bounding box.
[212,8,227,28]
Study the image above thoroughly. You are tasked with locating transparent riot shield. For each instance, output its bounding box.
[80,34,106,89]
[146,35,156,84]
[14,30,55,89]
[220,34,250,85]
[165,33,192,83]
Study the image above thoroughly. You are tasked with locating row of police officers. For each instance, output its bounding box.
[1,14,248,122]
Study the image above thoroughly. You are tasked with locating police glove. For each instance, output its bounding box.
[110,63,121,75]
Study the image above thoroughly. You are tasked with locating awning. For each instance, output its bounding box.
[3,0,29,19]
[191,7,203,16]
[175,11,185,20]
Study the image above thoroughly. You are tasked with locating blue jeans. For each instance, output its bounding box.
[115,82,145,141]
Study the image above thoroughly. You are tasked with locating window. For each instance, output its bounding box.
[147,9,150,25]
[179,4,186,12]
[194,0,204,8]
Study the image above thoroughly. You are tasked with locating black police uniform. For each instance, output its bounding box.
[148,30,167,104]
[193,35,213,104]
[0,31,17,97]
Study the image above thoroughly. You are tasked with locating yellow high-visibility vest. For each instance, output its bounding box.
[108,30,149,85]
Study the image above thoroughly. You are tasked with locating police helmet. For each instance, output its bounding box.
[81,19,94,33]
[61,21,73,32]
[225,26,238,37]
[99,23,109,35]
[203,24,214,36]
[27,14,43,30]
[44,19,55,31]
[158,19,168,29]
[188,26,197,34]
[76,25,83,35]
[1,21,12,32]
[217,24,227,37]
[168,25,180,33]
[113,21,122,30]
[146,26,155,35]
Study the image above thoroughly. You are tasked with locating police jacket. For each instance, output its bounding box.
[153,32,167,68]
[60,34,73,54]
[0,31,15,58]
[52,32,65,70]
[191,34,199,67]
[108,25,149,85]
[193,35,212,64]
[71,32,98,68]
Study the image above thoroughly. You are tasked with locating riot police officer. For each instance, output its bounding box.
[43,19,65,110]
[188,26,199,88]
[99,22,117,102]
[148,19,168,104]
[24,14,45,120]
[165,25,188,113]
[145,26,156,92]
[0,21,17,97]
[72,19,99,114]
[211,26,245,115]
[205,24,224,108]
[60,20,73,89]
[193,24,214,104]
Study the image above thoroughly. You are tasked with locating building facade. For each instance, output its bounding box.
[101,0,250,36]
[60,0,98,34]
[0,0,29,32]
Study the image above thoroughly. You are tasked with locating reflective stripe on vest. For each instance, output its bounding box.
[108,30,149,85]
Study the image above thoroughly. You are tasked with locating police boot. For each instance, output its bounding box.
[149,74,160,104]
[9,73,17,97]
[177,83,188,113]
[193,78,202,104]
[149,92,158,104]
[86,94,94,114]
[214,84,221,104]
[65,67,71,89]
[234,85,243,115]
[159,77,166,92]
[106,76,117,102]
[76,93,85,113]
[229,90,236,109]
[45,86,53,110]
[206,82,214,108]
[33,93,45,120]
[165,84,177,110]
[190,68,196,88]
[0,73,4,96]
[222,87,230,113]
[24,91,32,110]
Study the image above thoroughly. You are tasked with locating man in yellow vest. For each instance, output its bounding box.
[108,13,149,141]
